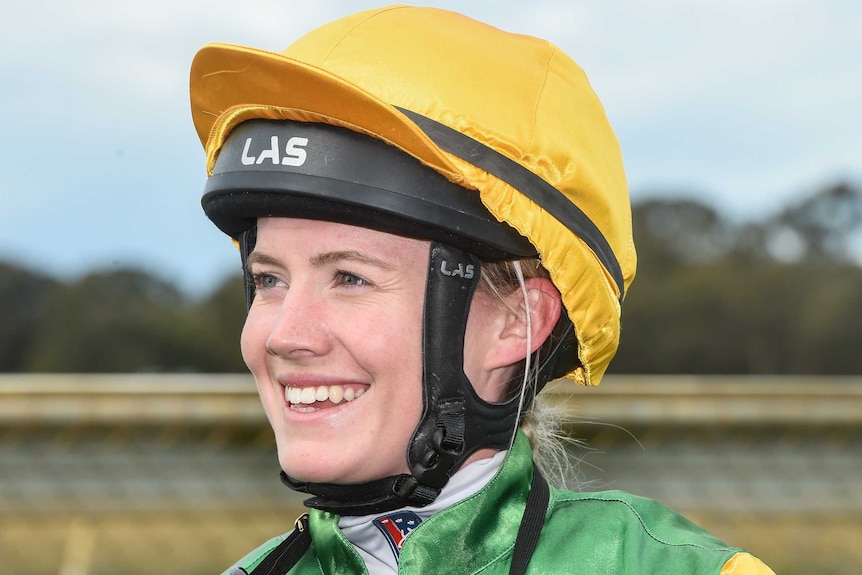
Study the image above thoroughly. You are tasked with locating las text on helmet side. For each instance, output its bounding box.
[440,260,474,279]
[241,135,309,167]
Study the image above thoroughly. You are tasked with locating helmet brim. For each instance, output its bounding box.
[191,43,462,185]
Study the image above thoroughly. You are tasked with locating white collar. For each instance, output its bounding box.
[339,450,507,575]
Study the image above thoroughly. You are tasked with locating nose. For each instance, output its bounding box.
[262,290,332,360]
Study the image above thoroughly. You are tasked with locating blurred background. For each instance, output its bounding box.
[2,1,861,574]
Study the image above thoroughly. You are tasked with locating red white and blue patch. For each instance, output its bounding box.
[372,510,423,558]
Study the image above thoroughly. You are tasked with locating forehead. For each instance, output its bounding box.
[254,217,430,262]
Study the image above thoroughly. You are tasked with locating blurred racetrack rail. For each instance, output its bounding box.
[1,374,860,575]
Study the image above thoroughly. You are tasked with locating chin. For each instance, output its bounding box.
[278,454,404,485]
[278,452,353,485]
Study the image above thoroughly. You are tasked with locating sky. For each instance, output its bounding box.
[2,0,860,295]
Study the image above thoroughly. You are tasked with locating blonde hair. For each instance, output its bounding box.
[477,259,577,488]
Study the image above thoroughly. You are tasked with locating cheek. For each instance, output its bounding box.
[240,309,266,372]
[367,314,419,372]
[362,303,424,404]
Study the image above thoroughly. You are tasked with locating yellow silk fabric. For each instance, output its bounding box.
[190,5,637,386]
[720,553,777,575]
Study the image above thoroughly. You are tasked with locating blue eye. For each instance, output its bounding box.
[250,272,281,290]
[336,271,368,287]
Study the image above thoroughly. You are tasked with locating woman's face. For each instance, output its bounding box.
[242,217,504,484]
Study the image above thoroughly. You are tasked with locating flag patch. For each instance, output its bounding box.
[372,510,423,558]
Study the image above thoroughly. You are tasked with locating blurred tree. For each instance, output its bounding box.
[631,198,733,274]
[0,262,59,371]
[770,183,862,262]
[795,264,862,374]
[181,273,248,372]
[23,268,192,372]
[733,182,862,264]
[614,182,862,375]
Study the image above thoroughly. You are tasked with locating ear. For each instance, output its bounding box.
[488,276,563,370]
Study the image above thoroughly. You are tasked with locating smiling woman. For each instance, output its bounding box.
[190,5,774,575]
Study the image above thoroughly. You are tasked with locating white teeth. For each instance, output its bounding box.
[300,387,316,404]
[285,384,365,406]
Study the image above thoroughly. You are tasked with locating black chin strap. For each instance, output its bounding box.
[407,242,520,487]
[278,471,440,515]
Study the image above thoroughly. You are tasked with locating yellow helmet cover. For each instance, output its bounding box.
[190,5,637,386]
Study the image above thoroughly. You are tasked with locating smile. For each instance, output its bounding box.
[285,385,366,412]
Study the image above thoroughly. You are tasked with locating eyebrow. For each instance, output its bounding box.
[309,250,398,271]
[245,250,397,271]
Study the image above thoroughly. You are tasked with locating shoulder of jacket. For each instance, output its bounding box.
[545,489,746,558]
[516,487,777,575]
